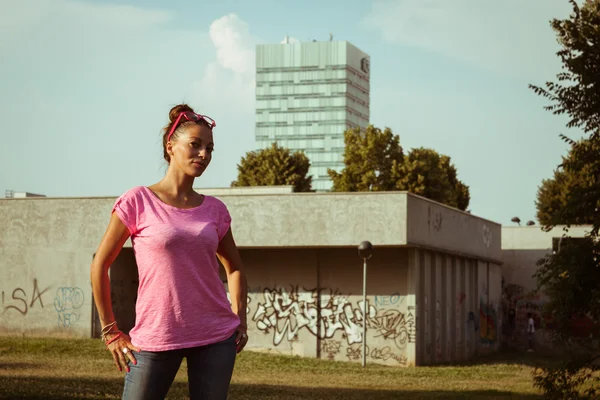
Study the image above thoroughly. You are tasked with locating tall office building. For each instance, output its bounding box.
[255,39,370,191]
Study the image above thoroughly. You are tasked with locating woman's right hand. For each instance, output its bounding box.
[105,332,142,373]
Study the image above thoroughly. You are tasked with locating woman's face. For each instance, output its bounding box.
[168,123,214,177]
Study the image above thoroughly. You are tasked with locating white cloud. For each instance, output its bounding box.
[362,0,573,80]
[187,14,259,188]
[208,14,256,77]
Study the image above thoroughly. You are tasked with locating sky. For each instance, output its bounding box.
[0,0,583,225]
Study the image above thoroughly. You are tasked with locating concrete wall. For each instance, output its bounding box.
[0,191,502,255]
[238,248,413,366]
[216,192,502,263]
[196,186,294,196]
[500,225,592,349]
[406,195,501,262]
[501,225,591,292]
[219,192,409,247]
[411,249,501,365]
[0,198,115,337]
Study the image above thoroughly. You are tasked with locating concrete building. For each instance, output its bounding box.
[0,191,502,367]
[4,190,46,198]
[500,225,593,348]
[255,39,370,191]
[197,185,294,196]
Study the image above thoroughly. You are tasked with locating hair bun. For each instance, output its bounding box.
[169,104,195,123]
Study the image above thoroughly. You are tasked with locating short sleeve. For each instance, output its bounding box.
[112,190,138,235]
[217,202,232,241]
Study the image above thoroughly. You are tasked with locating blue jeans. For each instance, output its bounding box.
[122,333,237,400]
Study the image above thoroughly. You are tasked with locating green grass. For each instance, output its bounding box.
[0,337,550,399]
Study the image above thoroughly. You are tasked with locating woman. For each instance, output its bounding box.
[90,104,248,400]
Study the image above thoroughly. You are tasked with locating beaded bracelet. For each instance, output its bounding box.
[101,321,119,342]
[101,321,117,335]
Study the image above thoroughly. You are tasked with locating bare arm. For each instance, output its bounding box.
[90,212,140,371]
[217,228,248,352]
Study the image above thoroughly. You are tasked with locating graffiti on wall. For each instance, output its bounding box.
[252,286,415,352]
[54,287,84,328]
[407,308,416,343]
[499,283,597,344]
[502,284,551,339]
[515,295,547,333]
[502,285,597,341]
[1,279,50,316]
[252,286,350,345]
[345,344,407,365]
[1,280,84,329]
[374,293,404,307]
[226,292,252,316]
[428,206,443,234]
[321,339,342,360]
[370,309,413,349]
[482,224,492,248]
[479,300,498,345]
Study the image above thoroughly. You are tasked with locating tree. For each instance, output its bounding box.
[555,136,600,233]
[529,0,600,138]
[393,148,470,211]
[231,143,313,192]
[529,1,600,397]
[535,138,597,227]
[328,125,404,192]
[530,0,600,234]
[329,126,470,211]
[532,235,600,399]
[529,0,600,233]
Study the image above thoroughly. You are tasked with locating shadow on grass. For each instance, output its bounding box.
[449,349,561,369]
[228,383,543,399]
[0,362,39,371]
[0,376,542,400]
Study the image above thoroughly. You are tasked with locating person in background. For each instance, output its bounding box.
[527,312,535,352]
[508,302,517,341]
[90,103,248,400]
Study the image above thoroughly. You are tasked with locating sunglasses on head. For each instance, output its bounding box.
[167,112,216,142]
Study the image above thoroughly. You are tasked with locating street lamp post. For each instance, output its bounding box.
[358,241,373,368]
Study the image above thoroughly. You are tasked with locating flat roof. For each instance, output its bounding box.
[0,191,502,262]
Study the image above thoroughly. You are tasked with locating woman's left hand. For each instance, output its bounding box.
[235,327,248,354]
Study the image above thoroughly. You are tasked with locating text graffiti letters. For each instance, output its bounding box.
[54,287,84,328]
[1,279,50,316]
[428,206,444,233]
[406,312,416,343]
[374,293,404,307]
[321,339,342,360]
[369,309,409,349]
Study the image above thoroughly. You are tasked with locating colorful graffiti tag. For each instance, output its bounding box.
[479,300,498,345]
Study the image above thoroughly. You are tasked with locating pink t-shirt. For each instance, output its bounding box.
[112,186,240,351]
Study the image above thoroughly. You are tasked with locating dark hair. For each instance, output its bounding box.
[162,103,212,163]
